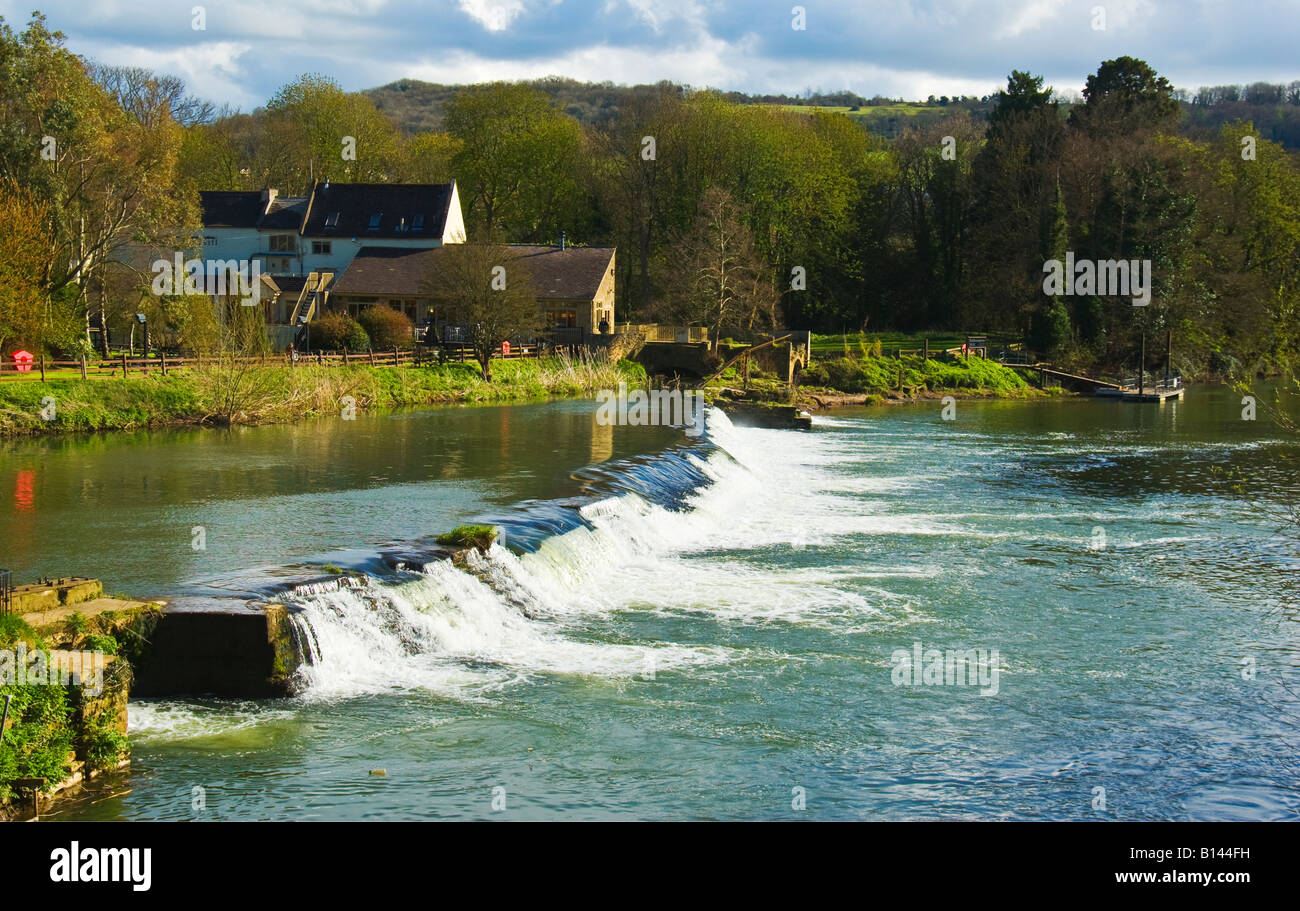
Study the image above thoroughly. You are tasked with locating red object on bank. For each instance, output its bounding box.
[501,341,511,356]
[11,350,34,373]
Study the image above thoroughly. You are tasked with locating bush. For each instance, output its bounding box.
[0,614,37,648]
[436,524,499,551]
[311,312,370,352]
[357,306,414,350]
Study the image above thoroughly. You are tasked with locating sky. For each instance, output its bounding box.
[2,0,1297,111]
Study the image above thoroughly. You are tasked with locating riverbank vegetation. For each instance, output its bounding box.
[0,354,648,436]
[2,12,1295,383]
[0,615,129,809]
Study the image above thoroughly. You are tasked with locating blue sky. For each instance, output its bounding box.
[2,1,1297,110]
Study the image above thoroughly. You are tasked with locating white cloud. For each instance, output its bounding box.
[996,0,1068,39]
[77,40,258,109]
[457,0,528,31]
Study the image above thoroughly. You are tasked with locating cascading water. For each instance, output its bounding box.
[281,408,759,700]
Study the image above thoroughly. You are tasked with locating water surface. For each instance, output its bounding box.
[3,388,1296,820]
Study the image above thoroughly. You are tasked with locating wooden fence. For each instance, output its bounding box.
[0,343,544,382]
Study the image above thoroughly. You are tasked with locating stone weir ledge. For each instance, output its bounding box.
[14,540,484,702]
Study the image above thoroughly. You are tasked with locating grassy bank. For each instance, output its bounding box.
[707,353,1040,408]
[801,354,1035,397]
[0,355,648,437]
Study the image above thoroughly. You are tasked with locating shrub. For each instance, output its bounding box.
[83,633,119,655]
[311,312,370,352]
[0,614,37,648]
[436,524,499,551]
[357,306,414,350]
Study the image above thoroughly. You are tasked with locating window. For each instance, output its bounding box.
[548,310,577,328]
[269,234,294,253]
[411,214,424,232]
[311,241,332,255]
[324,211,340,229]
[367,213,382,230]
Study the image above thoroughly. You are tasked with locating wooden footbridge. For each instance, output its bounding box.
[1005,361,1183,401]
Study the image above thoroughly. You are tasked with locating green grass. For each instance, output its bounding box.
[800,354,1031,396]
[0,354,647,437]
[436,524,499,550]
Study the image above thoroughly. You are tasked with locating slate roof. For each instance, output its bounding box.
[199,192,267,228]
[332,244,615,301]
[301,181,455,239]
[199,192,308,230]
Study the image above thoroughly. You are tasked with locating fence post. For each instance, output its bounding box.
[393,346,398,366]
[39,353,45,382]
[368,348,375,367]
[121,353,128,378]
[342,349,348,365]
[161,351,167,376]
[80,353,87,380]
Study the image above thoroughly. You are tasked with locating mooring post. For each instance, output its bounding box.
[1166,330,1173,384]
[1139,331,1146,396]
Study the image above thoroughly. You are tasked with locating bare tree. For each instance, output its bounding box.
[656,187,777,348]
[425,243,542,382]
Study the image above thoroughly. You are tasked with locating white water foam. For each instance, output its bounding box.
[284,407,916,699]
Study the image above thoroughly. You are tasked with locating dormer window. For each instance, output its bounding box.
[411,214,424,232]
[367,213,382,230]
[324,211,340,229]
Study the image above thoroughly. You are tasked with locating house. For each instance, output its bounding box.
[197,180,467,347]
[198,180,466,278]
[330,241,616,340]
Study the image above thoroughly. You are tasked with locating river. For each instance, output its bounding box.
[2,386,1297,820]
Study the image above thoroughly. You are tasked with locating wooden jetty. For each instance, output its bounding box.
[1010,331,1183,403]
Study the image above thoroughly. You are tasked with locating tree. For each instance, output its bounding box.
[1073,56,1179,136]
[263,74,401,191]
[426,242,542,381]
[0,16,196,349]
[657,187,777,346]
[0,180,52,352]
[989,71,1057,134]
[444,83,585,239]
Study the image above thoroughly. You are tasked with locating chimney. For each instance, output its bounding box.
[560,231,566,251]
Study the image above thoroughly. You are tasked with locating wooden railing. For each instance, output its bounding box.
[0,344,545,381]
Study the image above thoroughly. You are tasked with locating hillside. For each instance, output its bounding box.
[365,78,1300,148]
